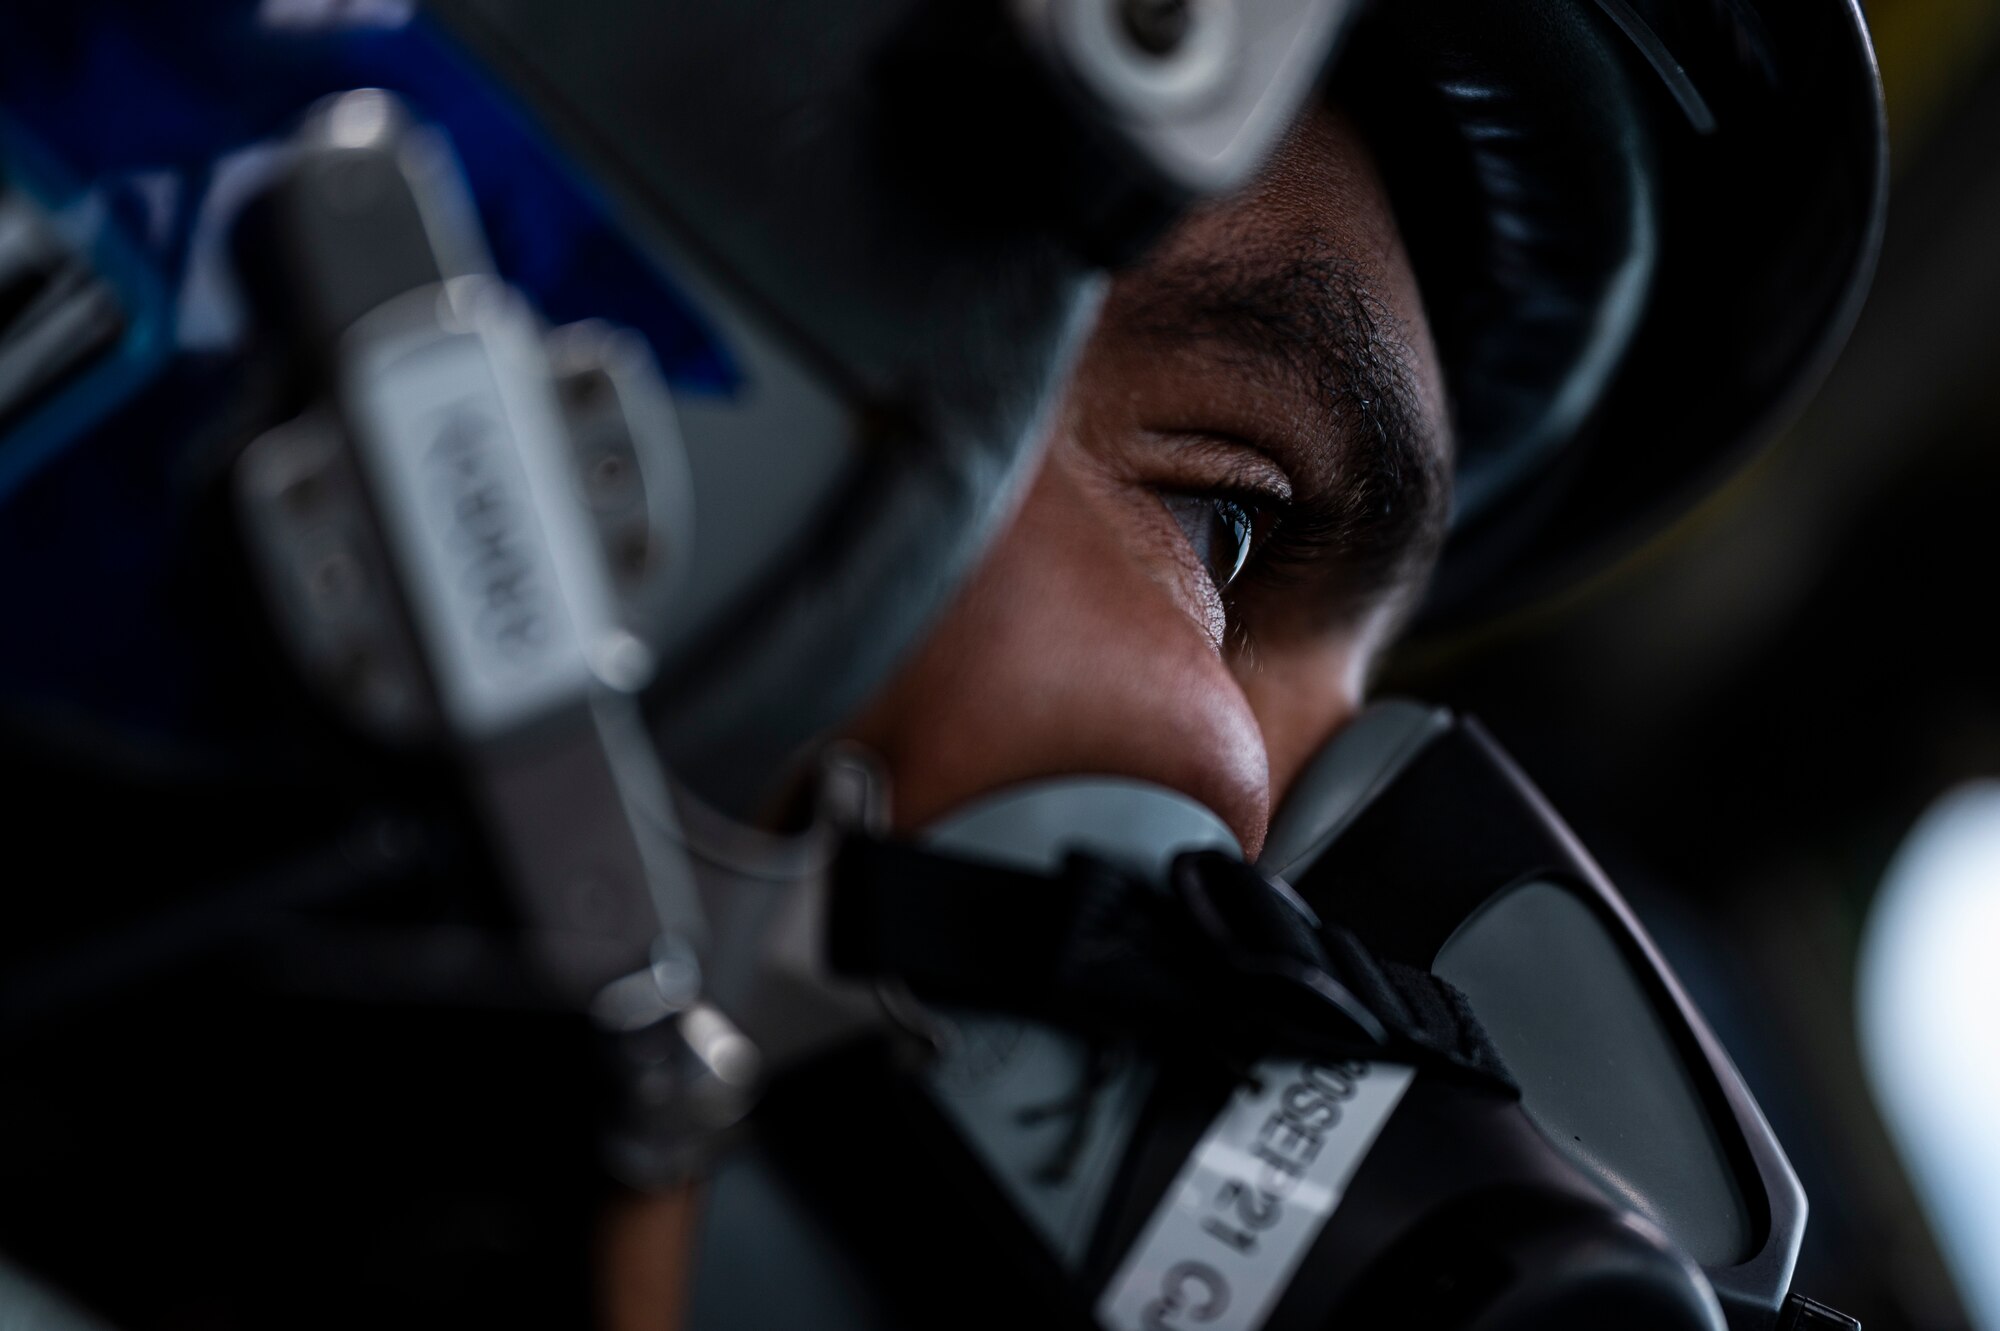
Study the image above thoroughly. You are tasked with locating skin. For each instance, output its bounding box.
[848,105,1448,857]
[606,103,1449,1329]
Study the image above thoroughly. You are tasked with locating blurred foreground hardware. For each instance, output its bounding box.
[0,188,126,432]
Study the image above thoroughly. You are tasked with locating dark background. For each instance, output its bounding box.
[1397,4,2000,1323]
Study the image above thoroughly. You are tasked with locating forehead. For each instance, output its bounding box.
[1067,102,1454,632]
[1117,103,1448,455]
[1234,106,1415,268]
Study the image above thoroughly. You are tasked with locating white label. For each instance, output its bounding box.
[345,289,617,738]
[1096,1060,1414,1331]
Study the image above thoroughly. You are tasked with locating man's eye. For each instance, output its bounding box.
[1160,492,1258,593]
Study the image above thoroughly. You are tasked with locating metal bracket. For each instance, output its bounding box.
[1011,0,1361,197]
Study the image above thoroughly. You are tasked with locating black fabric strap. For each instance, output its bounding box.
[828,837,1515,1093]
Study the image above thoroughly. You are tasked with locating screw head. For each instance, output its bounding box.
[1120,0,1193,57]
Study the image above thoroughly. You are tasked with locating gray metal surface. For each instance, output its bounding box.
[1018,0,1360,196]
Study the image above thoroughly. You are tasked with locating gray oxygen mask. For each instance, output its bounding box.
[792,705,1858,1331]
[920,777,1244,1270]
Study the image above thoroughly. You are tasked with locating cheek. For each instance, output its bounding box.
[847,458,1274,857]
[1232,635,1369,813]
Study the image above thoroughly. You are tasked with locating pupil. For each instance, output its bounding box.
[1208,498,1252,589]
[1162,493,1255,593]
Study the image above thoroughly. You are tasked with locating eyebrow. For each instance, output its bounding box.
[1109,241,1452,625]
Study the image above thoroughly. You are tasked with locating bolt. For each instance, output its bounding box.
[590,450,629,497]
[307,547,364,610]
[649,933,704,1011]
[322,88,397,150]
[1121,0,1193,57]
[591,629,655,693]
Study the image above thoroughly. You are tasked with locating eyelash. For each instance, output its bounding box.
[1179,484,1346,598]
[1149,430,1356,613]
[1161,491,1267,594]
[1242,488,1347,584]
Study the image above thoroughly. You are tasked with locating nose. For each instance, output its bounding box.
[846,455,1274,858]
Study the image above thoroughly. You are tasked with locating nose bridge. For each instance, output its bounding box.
[1059,469,1273,848]
[852,457,1273,856]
